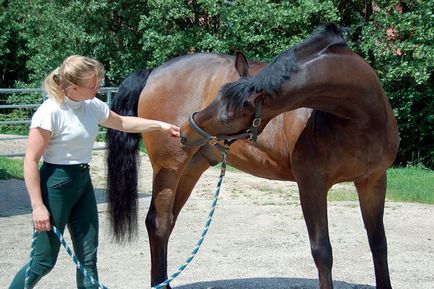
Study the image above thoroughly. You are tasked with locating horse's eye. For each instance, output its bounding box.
[217,108,233,124]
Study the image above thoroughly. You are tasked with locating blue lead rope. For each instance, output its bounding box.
[24,225,108,289]
[152,160,226,289]
[25,160,226,289]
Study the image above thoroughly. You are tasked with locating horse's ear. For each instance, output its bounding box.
[234,51,250,78]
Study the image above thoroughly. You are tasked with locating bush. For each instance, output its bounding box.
[358,0,434,167]
[1,0,433,168]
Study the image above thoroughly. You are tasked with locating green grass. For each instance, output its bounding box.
[139,140,147,153]
[327,184,358,202]
[0,156,24,180]
[327,165,434,204]
[1,156,433,204]
[386,165,434,204]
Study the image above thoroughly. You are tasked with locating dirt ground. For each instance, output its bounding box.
[1,146,434,289]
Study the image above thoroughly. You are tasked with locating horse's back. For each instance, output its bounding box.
[137,53,242,124]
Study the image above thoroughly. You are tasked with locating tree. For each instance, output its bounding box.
[3,0,151,87]
[1,0,432,167]
[359,0,434,167]
[138,0,340,65]
[0,0,29,87]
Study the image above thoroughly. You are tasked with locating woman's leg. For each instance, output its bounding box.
[68,175,99,289]
[9,165,74,289]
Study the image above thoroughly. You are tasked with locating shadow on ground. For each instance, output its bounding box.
[175,277,374,289]
[0,179,150,217]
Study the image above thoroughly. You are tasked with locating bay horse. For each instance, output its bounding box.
[106,51,270,287]
[180,23,399,289]
[107,23,399,289]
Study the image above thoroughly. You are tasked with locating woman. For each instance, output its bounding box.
[9,55,180,289]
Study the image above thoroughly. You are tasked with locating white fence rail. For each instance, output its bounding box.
[0,87,117,157]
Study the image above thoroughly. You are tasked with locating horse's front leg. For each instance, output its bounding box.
[146,168,179,289]
[297,178,334,289]
[355,173,392,289]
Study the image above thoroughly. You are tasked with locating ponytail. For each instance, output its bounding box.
[43,67,66,104]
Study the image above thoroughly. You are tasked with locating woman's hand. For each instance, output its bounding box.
[32,204,51,232]
[102,111,180,137]
[160,122,180,138]
[24,127,52,233]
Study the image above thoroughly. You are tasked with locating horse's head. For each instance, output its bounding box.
[181,24,352,149]
[180,79,266,147]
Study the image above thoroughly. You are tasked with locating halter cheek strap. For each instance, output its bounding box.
[247,103,262,142]
[188,112,212,143]
[187,103,263,149]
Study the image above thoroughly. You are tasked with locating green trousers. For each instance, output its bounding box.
[9,162,99,289]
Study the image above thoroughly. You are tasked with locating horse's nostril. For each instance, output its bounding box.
[180,136,186,145]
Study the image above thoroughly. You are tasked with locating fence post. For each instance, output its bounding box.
[107,90,112,106]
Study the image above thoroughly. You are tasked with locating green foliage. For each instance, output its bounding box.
[138,0,339,65]
[0,109,30,135]
[358,0,434,168]
[0,156,24,180]
[1,0,433,168]
[0,0,29,87]
[2,0,151,86]
[217,0,339,60]
[0,0,8,57]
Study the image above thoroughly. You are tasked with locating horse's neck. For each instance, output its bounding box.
[294,33,346,63]
[263,52,385,128]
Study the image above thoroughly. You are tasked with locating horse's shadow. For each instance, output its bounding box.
[175,277,375,289]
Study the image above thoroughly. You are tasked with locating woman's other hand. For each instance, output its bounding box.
[32,204,51,232]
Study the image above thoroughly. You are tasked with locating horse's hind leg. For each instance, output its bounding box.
[354,173,392,289]
[297,177,334,289]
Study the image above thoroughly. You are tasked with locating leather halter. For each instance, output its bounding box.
[187,103,262,150]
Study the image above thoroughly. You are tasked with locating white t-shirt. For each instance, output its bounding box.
[30,96,110,164]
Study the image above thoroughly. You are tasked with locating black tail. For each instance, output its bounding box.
[106,69,152,242]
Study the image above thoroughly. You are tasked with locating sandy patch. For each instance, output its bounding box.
[0,150,433,289]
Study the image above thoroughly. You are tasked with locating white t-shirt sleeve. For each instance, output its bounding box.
[91,98,110,124]
[30,100,58,134]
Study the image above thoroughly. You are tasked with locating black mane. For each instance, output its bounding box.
[219,23,347,118]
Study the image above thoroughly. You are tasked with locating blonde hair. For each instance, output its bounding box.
[43,55,104,104]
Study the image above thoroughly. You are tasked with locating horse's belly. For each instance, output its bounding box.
[227,142,294,181]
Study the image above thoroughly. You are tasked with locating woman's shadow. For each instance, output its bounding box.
[176,277,375,289]
[0,180,150,217]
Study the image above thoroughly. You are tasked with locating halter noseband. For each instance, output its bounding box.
[187,103,262,150]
